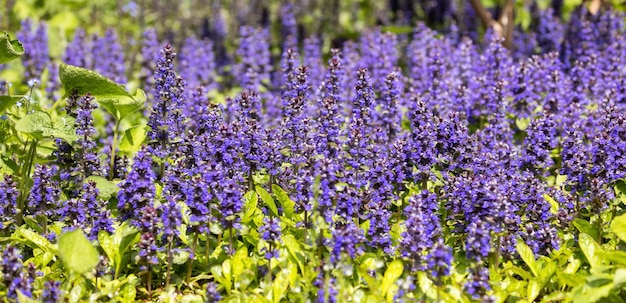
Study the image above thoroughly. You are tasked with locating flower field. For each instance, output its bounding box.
[1,1,626,302]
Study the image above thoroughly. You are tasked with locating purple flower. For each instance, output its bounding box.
[205,281,221,303]
[92,28,126,84]
[329,221,364,264]
[147,45,186,159]
[180,37,216,91]
[17,19,49,80]
[1,246,32,299]
[427,240,453,280]
[401,190,440,271]
[63,28,89,68]
[42,280,62,303]
[117,150,156,225]
[74,94,100,180]
[259,216,281,259]
[464,266,492,301]
[28,165,61,219]
[0,175,18,229]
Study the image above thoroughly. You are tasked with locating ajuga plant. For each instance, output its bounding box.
[4,2,626,302]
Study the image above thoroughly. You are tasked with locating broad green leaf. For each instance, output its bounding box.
[611,213,626,243]
[381,260,403,296]
[516,240,539,277]
[58,229,100,274]
[0,32,24,64]
[118,125,147,155]
[256,186,278,216]
[283,234,304,274]
[272,269,289,303]
[0,96,23,113]
[97,88,146,121]
[243,191,258,223]
[614,268,626,288]
[598,250,626,266]
[358,267,381,294]
[579,233,601,268]
[233,246,249,278]
[572,282,614,303]
[528,279,541,302]
[272,184,295,218]
[59,63,145,120]
[16,228,56,253]
[573,219,599,240]
[46,115,78,142]
[85,175,118,200]
[15,110,51,139]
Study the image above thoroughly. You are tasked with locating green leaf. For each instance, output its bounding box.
[574,219,599,240]
[118,125,147,155]
[85,175,118,200]
[16,290,38,303]
[598,250,626,266]
[15,110,51,140]
[46,115,78,142]
[58,229,100,274]
[614,268,626,288]
[59,63,145,121]
[16,228,56,253]
[242,191,258,223]
[611,213,626,243]
[272,184,295,218]
[0,96,24,113]
[0,32,24,64]
[579,233,602,268]
[516,240,539,277]
[97,89,145,121]
[528,279,541,302]
[256,186,278,216]
[381,260,403,296]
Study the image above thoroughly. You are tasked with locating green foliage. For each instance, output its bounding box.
[58,229,100,275]
[0,32,24,64]
[59,63,145,121]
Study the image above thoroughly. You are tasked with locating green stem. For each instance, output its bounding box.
[186,232,199,285]
[165,238,173,288]
[108,120,121,181]
[17,140,37,225]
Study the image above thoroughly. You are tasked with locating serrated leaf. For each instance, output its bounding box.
[381,260,403,296]
[516,240,539,277]
[579,233,601,268]
[58,229,99,274]
[59,63,145,121]
[85,175,118,200]
[256,186,278,216]
[118,125,147,155]
[0,32,24,64]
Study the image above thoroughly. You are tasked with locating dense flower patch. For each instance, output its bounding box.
[1,3,626,302]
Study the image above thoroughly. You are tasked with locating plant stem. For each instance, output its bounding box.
[229,226,233,255]
[108,120,121,181]
[187,232,199,284]
[17,140,37,225]
[147,264,152,298]
[165,238,173,288]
